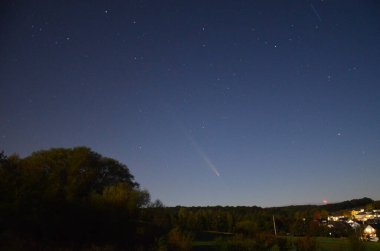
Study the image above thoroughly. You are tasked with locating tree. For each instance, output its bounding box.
[0,147,151,249]
[167,227,193,251]
[0,150,6,164]
[235,220,258,237]
[20,147,139,200]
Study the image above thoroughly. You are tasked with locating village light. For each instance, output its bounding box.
[364,228,375,234]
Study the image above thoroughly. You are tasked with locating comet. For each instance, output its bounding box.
[186,133,220,177]
[310,3,322,22]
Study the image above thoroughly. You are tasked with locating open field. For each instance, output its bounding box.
[194,237,380,251]
[316,237,380,251]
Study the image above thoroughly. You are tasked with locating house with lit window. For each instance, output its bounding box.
[352,209,365,217]
[363,224,380,242]
[354,211,379,222]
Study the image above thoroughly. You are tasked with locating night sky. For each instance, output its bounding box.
[1,1,380,207]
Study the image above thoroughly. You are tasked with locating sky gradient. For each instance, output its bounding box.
[1,0,380,207]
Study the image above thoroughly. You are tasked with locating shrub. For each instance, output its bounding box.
[167,227,193,251]
[295,236,317,251]
[348,236,365,251]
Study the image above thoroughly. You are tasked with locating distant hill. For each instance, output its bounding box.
[266,197,374,213]
[319,197,373,212]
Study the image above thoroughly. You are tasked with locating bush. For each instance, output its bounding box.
[167,227,193,251]
[348,236,365,251]
[276,237,291,251]
[295,236,317,251]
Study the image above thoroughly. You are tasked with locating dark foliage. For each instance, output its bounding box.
[320,198,374,212]
[0,147,375,250]
[0,147,152,250]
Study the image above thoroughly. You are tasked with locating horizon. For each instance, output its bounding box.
[1,1,380,207]
[3,145,379,207]
[160,197,377,208]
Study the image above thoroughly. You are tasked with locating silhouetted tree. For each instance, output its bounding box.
[0,147,152,249]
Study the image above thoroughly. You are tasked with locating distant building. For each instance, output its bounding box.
[347,220,360,229]
[355,212,368,221]
[328,215,347,222]
[352,209,365,216]
[354,211,380,222]
[327,221,351,237]
[363,224,380,242]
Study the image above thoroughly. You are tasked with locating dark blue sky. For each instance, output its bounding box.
[1,0,380,207]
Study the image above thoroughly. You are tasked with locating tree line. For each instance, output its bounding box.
[0,147,376,250]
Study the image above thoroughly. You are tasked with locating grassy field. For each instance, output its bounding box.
[316,237,380,251]
[193,237,380,251]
